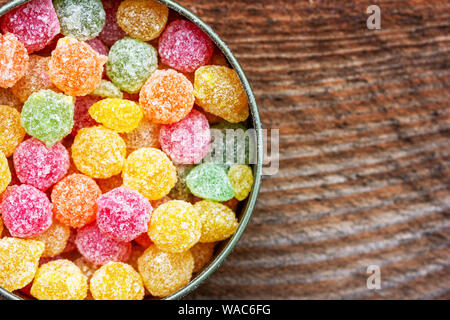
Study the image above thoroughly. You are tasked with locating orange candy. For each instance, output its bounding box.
[0,33,29,88]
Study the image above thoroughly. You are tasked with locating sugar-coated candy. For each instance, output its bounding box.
[21,90,74,147]
[72,126,126,179]
[99,0,127,47]
[11,55,59,103]
[191,242,215,273]
[227,165,253,201]
[71,96,100,136]
[186,163,234,202]
[0,237,44,291]
[53,0,105,41]
[97,187,152,242]
[159,109,210,164]
[123,148,177,201]
[31,259,88,300]
[159,20,213,73]
[194,200,238,243]
[117,0,168,41]
[89,98,142,133]
[14,138,69,191]
[106,37,158,94]
[0,88,22,110]
[91,80,123,99]
[148,200,201,253]
[73,257,99,280]
[138,244,193,297]
[63,228,77,253]
[52,174,102,228]
[140,69,194,124]
[96,174,123,193]
[122,118,161,153]
[75,223,131,265]
[0,33,29,88]
[168,164,193,201]
[197,106,223,124]
[194,66,249,123]
[86,37,109,56]
[0,0,60,53]
[90,262,145,300]
[49,37,107,96]
[150,195,171,209]
[0,105,25,157]
[31,222,71,257]
[1,184,53,238]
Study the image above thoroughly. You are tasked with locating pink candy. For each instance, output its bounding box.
[86,37,109,56]
[98,0,127,47]
[75,223,131,265]
[158,19,213,73]
[13,138,69,191]
[0,0,60,53]
[71,96,100,136]
[159,109,211,164]
[1,184,53,237]
[97,187,152,242]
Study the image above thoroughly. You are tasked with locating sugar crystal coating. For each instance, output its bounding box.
[106,37,158,94]
[97,187,152,242]
[186,163,234,202]
[191,242,215,273]
[21,90,74,147]
[52,174,102,228]
[117,0,168,41]
[99,0,127,47]
[0,33,29,88]
[1,184,53,238]
[14,138,69,191]
[194,200,238,243]
[194,65,249,123]
[89,98,142,133]
[123,148,177,201]
[0,88,22,110]
[159,19,213,73]
[122,118,161,154]
[0,237,44,291]
[91,80,123,99]
[53,0,105,41]
[0,0,60,53]
[30,259,88,300]
[0,105,25,157]
[75,223,131,265]
[72,126,126,179]
[90,262,144,300]
[227,165,253,201]
[168,164,193,202]
[48,37,107,96]
[159,109,211,164]
[30,222,71,257]
[71,95,100,136]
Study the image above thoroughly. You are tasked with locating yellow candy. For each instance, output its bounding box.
[90,262,144,300]
[148,200,201,253]
[72,126,126,179]
[0,237,44,291]
[31,222,71,258]
[123,147,176,200]
[0,105,25,157]
[30,259,88,300]
[89,98,142,133]
[194,66,249,123]
[137,244,194,297]
[191,242,215,273]
[227,165,253,201]
[73,257,99,280]
[0,151,11,194]
[194,200,239,243]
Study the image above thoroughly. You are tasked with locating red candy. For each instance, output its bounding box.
[71,96,100,136]
[1,184,53,237]
[98,0,127,47]
[159,109,211,164]
[158,20,213,73]
[0,0,60,53]
[97,187,153,243]
[13,138,69,191]
[87,38,109,56]
[76,223,131,265]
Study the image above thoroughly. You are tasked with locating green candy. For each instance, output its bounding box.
[186,163,234,202]
[91,80,123,99]
[53,0,106,41]
[106,38,158,94]
[21,90,74,147]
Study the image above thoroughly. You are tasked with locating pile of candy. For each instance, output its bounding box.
[0,0,254,300]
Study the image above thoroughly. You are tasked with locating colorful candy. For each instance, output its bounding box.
[90,262,145,300]
[0,88,22,110]
[194,66,249,123]
[227,165,253,201]
[0,105,25,157]
[73,257,99,280]
[53,0,106,41]
[89,98,142,133]
[86,37,109,56]
[91,80,123,99]
[122,118,161,153]
[71,96,100,136]
[168,164,193,201]
[159,20,213,73]
[117,0,168,41]
[0,33,29,88]
[148,200,201,253]
[191,242,215,273]
[98,0,127,47]
[97,187,152,242]
[96,174,123,194]
[106,37,158,94]
[31,222,71,258]
[52,174,102,228]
